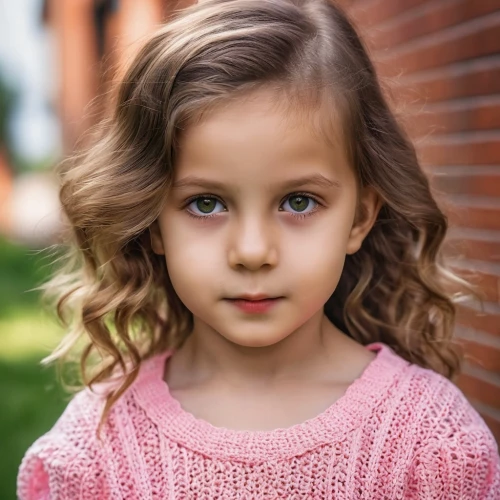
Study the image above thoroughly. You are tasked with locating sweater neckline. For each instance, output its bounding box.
[132,342,408,462]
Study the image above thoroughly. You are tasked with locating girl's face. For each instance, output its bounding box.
[151,89,380,347]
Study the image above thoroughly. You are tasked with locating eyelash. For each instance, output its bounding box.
[183,192,322,222]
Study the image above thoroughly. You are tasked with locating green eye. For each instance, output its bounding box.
[288,196,310,212]
[196,198,217,214]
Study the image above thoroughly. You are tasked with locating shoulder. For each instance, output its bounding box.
[383,346,497,449]
[375,344,492,433]
[398,357,495,442]
[383,351,500,499]
[17,388,110,500]
[16,354,163,500]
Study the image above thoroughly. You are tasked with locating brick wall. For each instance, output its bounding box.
[45,0,100,152]
[343,0,500,443]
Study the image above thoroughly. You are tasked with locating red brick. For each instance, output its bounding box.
[380,19,500,76]
[445,235,500,263]
[445,203,500,232]
[457,372,500,410]
[392,59,500,104]
[349,0,429,28]
[451,265,499,303]
[456,305,500,337]
[418,135,500,165]
[409,101,500,137]
[429,172,500,198]
[474,270,499,303]
[456,338,500,372]
[480,412,500,444]
[367,0,500,50]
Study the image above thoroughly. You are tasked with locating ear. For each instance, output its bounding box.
[346,186,382,255]
[149,220,165,255]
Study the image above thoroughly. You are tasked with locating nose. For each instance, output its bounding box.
[227,215,278,271]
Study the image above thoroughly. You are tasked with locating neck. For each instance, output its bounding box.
[173,312,350,388]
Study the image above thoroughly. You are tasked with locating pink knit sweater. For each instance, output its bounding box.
[17,342,500,499]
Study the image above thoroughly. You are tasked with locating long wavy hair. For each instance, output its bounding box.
[43,0,473,423]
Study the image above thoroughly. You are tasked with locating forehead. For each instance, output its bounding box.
[174,87,353,185]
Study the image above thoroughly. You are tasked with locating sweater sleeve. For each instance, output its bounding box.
[406,428,500,499]
[17,391,108,500]
[403,373,500,499]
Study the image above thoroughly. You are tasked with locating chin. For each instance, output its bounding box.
[225,333,288,349]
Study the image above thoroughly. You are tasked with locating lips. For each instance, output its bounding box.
[230,294,279,301]
[226,296,283,313]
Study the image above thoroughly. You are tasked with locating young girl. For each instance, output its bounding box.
[17,0,500,498]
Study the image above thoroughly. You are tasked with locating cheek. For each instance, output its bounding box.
[288,204,353,263]
[291,232,347,297]
[285,211,353,300]
[159,216,222,306]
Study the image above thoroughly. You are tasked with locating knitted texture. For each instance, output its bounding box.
[17,343,500,499]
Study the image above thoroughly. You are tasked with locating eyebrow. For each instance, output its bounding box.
[172,173,341,191]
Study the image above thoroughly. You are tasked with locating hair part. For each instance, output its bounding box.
[43,0,473,430]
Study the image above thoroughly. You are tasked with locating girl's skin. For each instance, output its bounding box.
[150,88,382,431]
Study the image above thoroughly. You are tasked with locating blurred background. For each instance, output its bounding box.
[0,0,499,497]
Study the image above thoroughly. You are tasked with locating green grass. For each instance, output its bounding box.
[0,237,68,500]
[0,356,68,499]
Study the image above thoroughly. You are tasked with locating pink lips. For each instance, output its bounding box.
[226,297,283,313]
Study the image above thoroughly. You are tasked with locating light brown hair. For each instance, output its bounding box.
[44,0,472,423]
